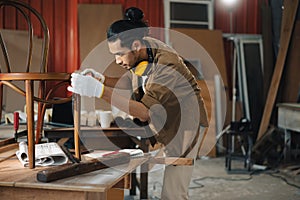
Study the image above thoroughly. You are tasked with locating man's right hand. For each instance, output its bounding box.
[67,73,104,98]
[81,68,105,83]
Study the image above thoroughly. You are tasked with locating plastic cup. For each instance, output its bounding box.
[99,111,113,128]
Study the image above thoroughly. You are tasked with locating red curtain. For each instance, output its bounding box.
[1,0,262,97]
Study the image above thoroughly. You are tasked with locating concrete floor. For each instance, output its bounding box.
[125,157,300,200]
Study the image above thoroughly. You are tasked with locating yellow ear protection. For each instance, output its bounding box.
[131,61,149,76]
[131,41,153,76]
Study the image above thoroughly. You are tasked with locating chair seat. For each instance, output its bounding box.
[0,72,70,81]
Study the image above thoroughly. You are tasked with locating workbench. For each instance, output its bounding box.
[43,126,150,199]
[0,156,147,200]
[277,103,300,162]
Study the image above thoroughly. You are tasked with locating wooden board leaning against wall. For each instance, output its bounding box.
[78,4,124,112]
[170,28,230,157]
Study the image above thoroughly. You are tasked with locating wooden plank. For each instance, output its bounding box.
[0,138,16,147]
[147,157,193,166]
[0,143,18,163]
[0,148,17,163]
[256,0,299,141]
[0,143,18,153]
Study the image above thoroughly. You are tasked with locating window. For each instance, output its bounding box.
[164,0,214,30]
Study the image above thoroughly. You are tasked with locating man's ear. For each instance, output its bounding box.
[131,40,142,51]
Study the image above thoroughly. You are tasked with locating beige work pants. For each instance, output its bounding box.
[160,127,206,200]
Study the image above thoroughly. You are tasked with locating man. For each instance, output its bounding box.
[68,7,208,200]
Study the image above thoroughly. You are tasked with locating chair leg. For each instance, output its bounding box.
[35,102,46,144]
[0,83,3,122]
[36,81,46,144]
[25,80,35,169]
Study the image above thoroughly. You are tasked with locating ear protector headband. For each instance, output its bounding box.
[131,41,153,76]
[132,61,149,76]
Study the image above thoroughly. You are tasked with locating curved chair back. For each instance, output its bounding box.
[0,0,49,73]
[0,1,71,168]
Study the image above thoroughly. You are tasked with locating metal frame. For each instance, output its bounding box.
[239,36,264,121]
[223,34,264,122]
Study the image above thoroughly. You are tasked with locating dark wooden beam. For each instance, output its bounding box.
[257,0,299,141]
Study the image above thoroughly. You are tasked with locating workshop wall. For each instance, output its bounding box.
[0,0,263,97]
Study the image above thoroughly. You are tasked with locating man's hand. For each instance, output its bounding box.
[81,68,105,83]
[67,73,104,98]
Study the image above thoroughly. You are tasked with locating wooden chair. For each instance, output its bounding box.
[0,0,71,168]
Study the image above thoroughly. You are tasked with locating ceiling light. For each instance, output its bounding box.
[221,0,238,7]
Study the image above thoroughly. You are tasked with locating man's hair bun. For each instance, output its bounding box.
[124,7,144,22]
[107,6,148,45]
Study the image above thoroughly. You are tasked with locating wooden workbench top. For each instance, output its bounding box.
[0,156,147,193]
[277,103,300,110]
